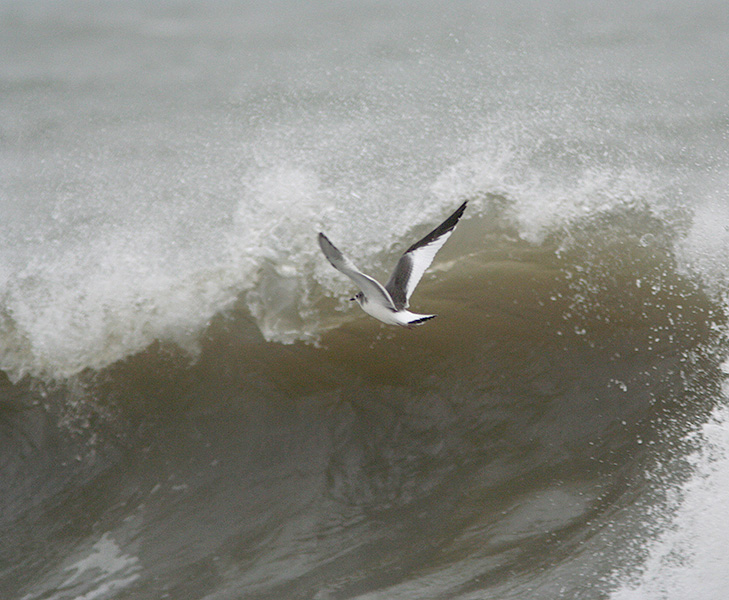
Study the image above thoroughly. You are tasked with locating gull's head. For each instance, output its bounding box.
[350,291,365,306]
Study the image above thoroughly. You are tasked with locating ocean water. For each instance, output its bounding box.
[2,1,729,598]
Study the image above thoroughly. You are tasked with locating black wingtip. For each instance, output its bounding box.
[318,231,345,265]
[318,232,332,247]
[405,201,468,254]
[453,200,468,221]
[435,200,468,234]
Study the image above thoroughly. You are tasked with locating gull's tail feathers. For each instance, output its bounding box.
[405,314,437,328]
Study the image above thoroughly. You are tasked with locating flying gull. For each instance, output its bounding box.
[318,201,467,327]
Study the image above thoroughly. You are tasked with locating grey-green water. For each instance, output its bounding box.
[2,1,729,598]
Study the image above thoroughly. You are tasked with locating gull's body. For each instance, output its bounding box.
[318,201,467,327]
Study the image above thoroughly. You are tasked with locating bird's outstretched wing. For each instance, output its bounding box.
[385,201,467,310]
[318,233,396,309]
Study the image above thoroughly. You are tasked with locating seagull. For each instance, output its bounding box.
[318,201,467,327]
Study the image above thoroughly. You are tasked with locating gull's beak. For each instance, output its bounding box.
[349,296,356,302]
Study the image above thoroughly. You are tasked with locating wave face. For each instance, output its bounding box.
[2,1,729,598]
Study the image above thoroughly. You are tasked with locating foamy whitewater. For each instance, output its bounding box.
[2,1,729,599]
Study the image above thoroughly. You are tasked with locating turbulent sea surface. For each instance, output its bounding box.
[2,1,729,598]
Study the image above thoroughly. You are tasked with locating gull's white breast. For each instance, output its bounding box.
[358,297,403,325]
[357,297,432,327]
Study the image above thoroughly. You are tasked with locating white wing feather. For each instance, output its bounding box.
[385,201,467,309]
[318,233,396,309]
